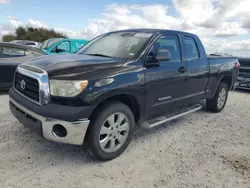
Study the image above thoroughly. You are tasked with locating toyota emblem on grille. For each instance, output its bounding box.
[20,80,26,90]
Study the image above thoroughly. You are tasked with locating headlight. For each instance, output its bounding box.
[50,80,88,97]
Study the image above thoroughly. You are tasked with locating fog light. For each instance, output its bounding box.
[52,124,67,137]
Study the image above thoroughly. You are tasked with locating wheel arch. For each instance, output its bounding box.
[89,92,144,124]
[220,75,233,90]
[208,74,232,99]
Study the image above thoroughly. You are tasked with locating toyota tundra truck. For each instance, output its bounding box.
[9,29,239,161]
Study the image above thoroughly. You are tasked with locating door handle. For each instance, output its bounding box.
[178,67,186,73]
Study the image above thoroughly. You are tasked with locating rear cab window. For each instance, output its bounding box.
[183,36,199,61]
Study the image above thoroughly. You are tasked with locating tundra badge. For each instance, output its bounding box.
[158,96,172,101]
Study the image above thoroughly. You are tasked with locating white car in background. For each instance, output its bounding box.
[10,40,40,47]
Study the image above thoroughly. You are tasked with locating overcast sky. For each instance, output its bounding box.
[0,0,250,56]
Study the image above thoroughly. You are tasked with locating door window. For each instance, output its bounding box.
[183,36,199,61]
[150,35,181,62]
[71,41,85,52]
[56,41,70,52]
[2,47,30,58]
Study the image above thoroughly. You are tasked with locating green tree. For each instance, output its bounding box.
[2,26,67,42]
[15,26,26,40]
[2,34,16,42]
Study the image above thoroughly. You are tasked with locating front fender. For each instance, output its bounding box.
[81,65,145,120]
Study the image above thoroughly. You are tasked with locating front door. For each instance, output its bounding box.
[145,34,189,119]
[51,41,71,54]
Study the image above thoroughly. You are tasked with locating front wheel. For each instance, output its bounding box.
[86,101,135,161]
[206,82,228,113]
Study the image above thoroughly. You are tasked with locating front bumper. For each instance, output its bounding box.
[9,97,90,145]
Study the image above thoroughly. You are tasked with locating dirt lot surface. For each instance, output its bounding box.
[0,90,250,188]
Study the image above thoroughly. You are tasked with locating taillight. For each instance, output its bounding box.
[235,61,240,69]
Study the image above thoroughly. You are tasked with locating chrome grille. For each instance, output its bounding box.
[14,65,50,105]
[15,72,39,102]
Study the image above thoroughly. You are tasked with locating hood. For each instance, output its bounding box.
[23,54,126,77]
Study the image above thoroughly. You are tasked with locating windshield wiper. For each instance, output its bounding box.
[85,53,113,58]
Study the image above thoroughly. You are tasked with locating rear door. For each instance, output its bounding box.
[183,35,209,102]
[145,34,189,119]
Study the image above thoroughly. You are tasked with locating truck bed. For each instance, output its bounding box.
[207,55,236,60]
[205,55,238,94]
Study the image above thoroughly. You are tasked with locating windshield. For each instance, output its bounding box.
[77,32,153,60]
[39,38,62,50]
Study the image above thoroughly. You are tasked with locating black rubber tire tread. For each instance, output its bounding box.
[206,82,228,113]
[86,101,135,161]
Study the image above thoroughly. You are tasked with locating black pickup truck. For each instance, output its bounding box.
[9,29,239,161]
[236,57,250,89]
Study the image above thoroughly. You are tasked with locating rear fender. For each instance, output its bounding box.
[208,74,233,99]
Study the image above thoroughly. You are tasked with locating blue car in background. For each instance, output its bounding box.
[38,38,88,54]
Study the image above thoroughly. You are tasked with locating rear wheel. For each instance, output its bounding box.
[86,101,135,161]
[206,82,228,113]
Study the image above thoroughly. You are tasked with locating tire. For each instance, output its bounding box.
[206,82,228,113]
[86,101,135,161]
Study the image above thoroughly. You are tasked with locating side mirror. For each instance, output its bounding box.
[156,49,171,61]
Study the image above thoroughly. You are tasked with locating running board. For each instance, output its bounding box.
[141,104,203,129]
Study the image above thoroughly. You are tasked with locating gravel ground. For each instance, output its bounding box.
[0,90,250,188]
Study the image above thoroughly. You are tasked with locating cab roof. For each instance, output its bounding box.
[46,38,88,41]
[109,28,196,36]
